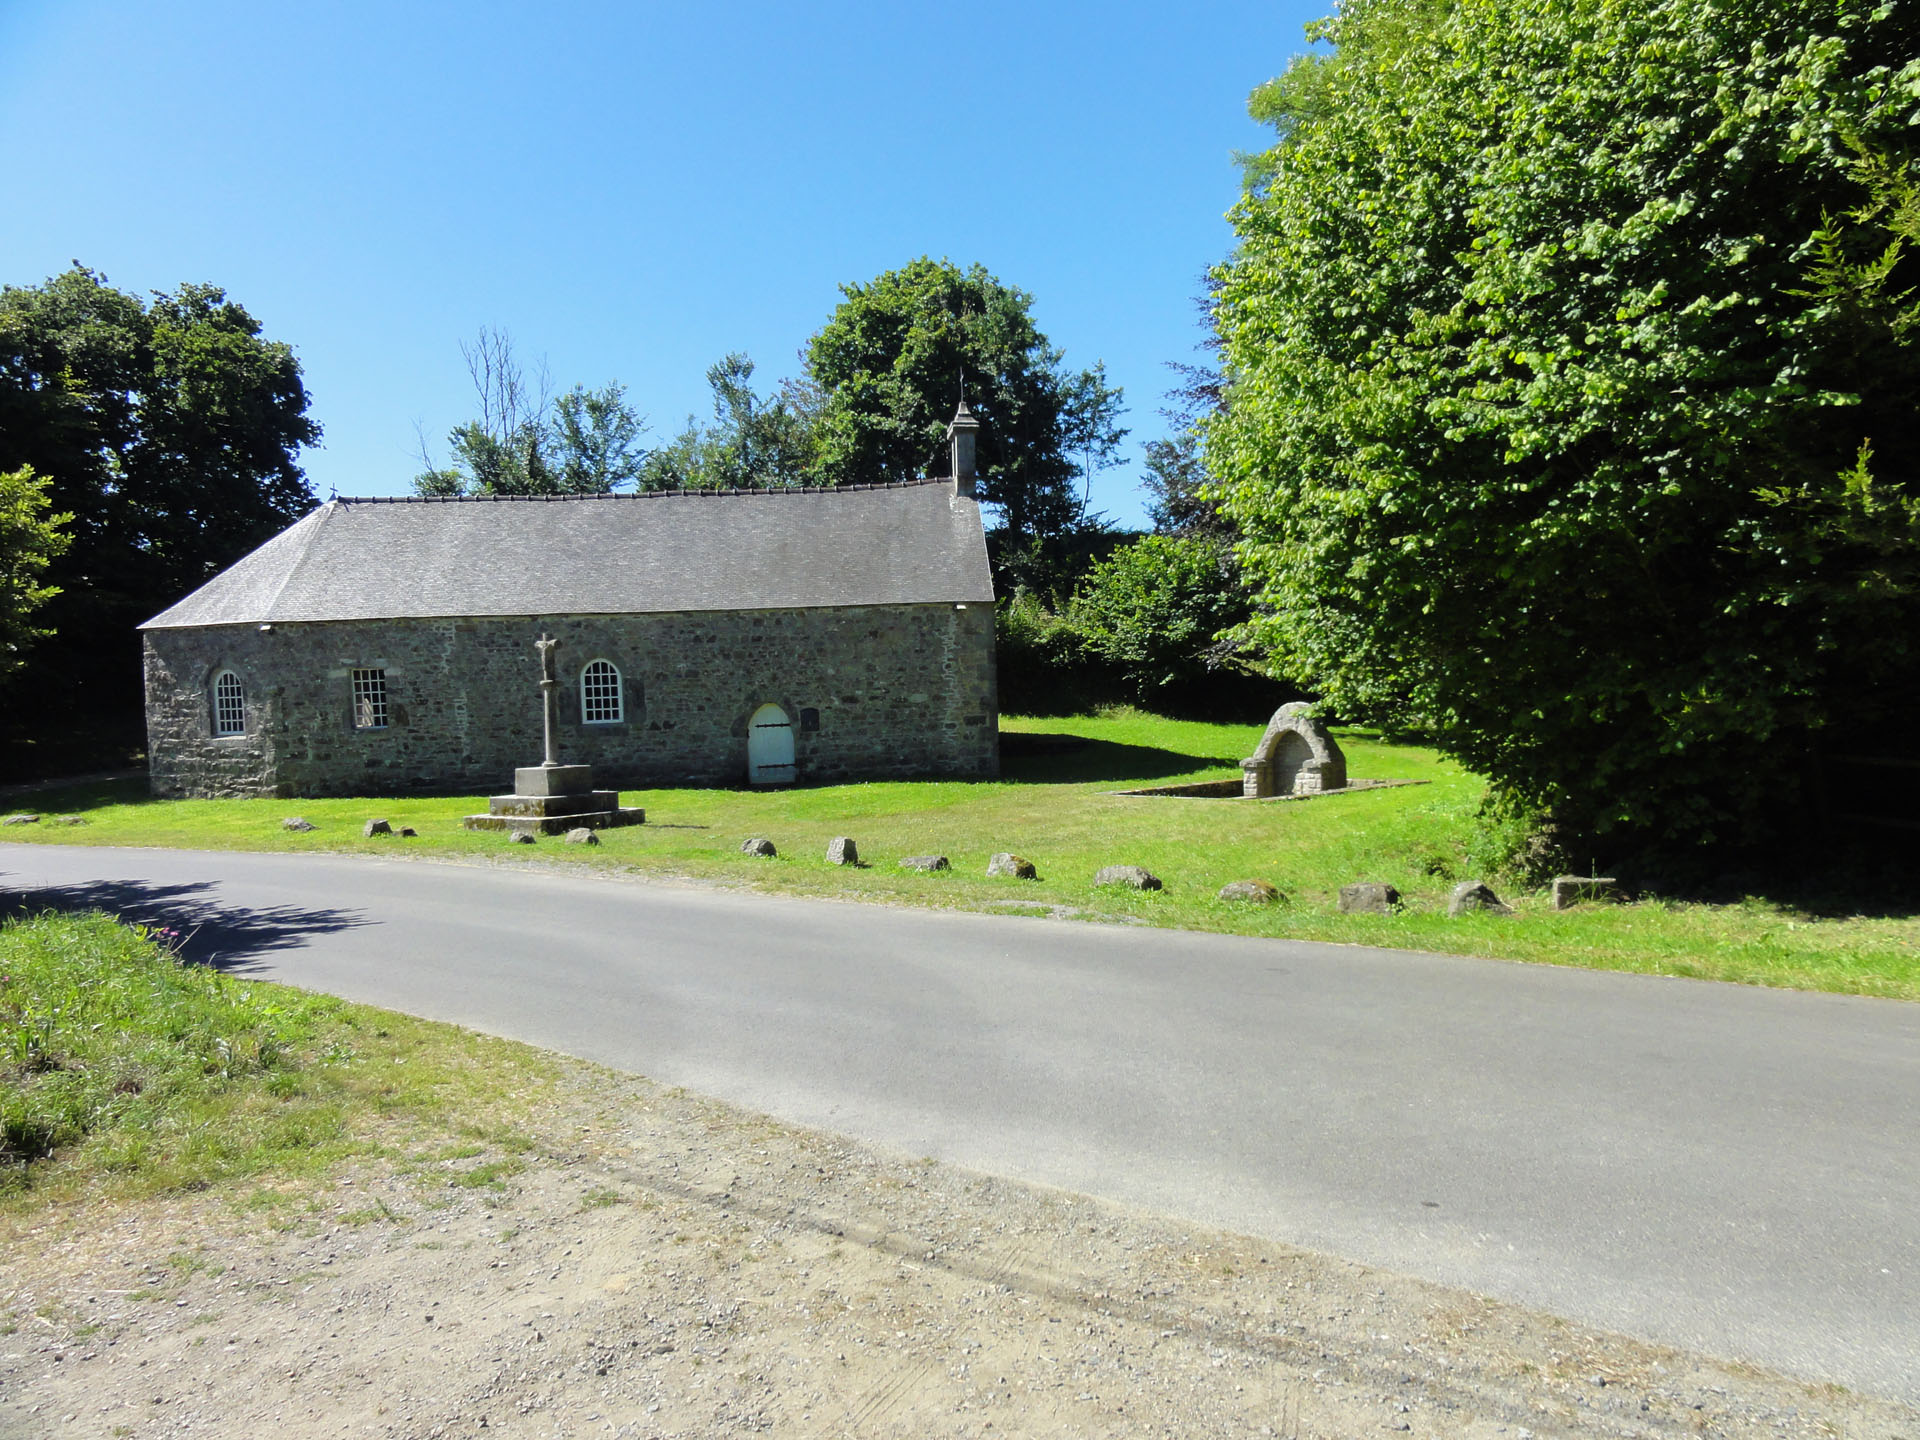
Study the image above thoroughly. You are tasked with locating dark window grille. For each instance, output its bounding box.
[581,659,623,724]
[351,668,388,729]
[212,671,245,736]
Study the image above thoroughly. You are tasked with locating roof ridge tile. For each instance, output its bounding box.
[334,476,950,504]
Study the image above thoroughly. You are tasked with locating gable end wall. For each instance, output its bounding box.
[143,603,997,798]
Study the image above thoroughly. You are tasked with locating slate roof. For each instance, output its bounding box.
[141,481,995,629]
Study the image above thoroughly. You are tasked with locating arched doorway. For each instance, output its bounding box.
[747,703,796,785]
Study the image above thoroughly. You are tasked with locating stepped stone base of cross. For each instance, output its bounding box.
[462,765,646,836]
[461,637,645,836]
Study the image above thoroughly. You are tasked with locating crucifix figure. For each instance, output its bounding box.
[535,633,561,767]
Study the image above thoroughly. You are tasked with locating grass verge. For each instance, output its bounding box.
[4,709,1917,1001]
[0,911,554,1208]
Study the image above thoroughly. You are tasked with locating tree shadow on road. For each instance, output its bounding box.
[0,875,370,975]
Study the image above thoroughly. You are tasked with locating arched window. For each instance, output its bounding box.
[212,670,246,736]
[580,659,623,724]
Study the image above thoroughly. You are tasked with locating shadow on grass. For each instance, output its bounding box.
[1000,733,1242,785]
[0,775,154,812]
[0,876,369,975]
[1638,866,1920,922]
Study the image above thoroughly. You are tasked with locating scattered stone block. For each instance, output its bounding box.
[2,813,40,826]
[987,852,1037,880]
[741,837,777,858]
[826,836,858,866]
[564,828,600,845]
[1094,864,1162,891]
[1218,879,1282,904]
[281,817,317,832]
[1552,875,1619,910]
[900,855,950,872]
[398,827,417,837]
[509,830,537,845]
[48,814,89,826]
[363,818,393,838]
[1339,881,1400,914]
[1448,881,1512,917]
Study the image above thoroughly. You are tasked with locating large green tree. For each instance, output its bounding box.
[0,267,318,774]
[0,466,71,680]
[1207,0,1920,858]
[804,258,1126,546]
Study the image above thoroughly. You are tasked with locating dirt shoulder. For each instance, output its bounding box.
[3,1058,1911,1440]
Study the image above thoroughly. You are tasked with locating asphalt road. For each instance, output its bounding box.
[5,844,1917,1404]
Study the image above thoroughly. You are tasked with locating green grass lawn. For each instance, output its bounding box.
[5,709,1917,1000]
[1,911,554,1205]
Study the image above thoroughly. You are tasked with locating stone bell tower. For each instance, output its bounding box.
[946,397,981,500]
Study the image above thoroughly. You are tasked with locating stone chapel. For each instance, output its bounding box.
[140,426,998,798]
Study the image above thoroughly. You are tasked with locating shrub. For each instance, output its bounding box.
[994,590,1105,716]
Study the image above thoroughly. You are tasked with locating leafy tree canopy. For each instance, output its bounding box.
[1,267,317,599]
[1143,432,1232,542]
[638,353,815,490]
[1069,534,1253,705]
[804,258,1126,545]
[1207,0,1920,857]
[1236,0,1451,191]
[415,329,647,497]
[0,267,318,771]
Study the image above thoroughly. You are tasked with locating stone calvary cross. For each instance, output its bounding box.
[459,632,647,836]
[536,632,561,768]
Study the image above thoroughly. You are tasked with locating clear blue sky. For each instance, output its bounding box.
[1,0,1319,529]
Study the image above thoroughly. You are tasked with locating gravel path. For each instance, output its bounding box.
[5,1058,1913,1440]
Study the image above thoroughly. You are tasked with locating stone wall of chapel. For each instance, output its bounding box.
[143,604,999,799]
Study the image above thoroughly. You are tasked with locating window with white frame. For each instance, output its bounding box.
[351,668,389,729]
[212,670,245,736]
[580,659,623,724]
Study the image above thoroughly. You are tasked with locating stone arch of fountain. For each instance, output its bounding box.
[1241,703,1347,798]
